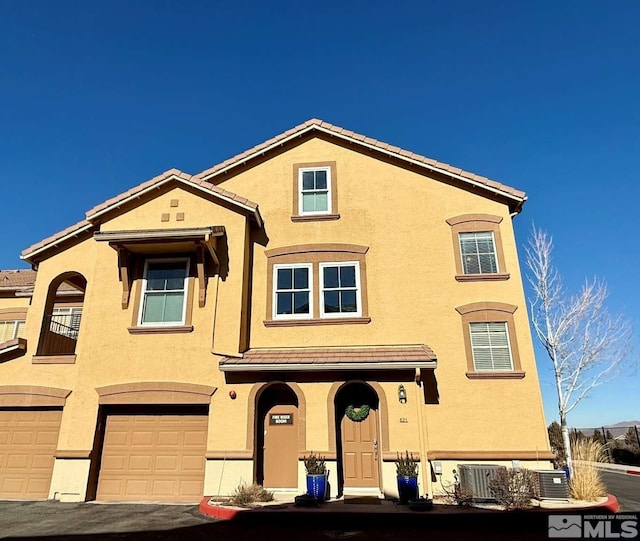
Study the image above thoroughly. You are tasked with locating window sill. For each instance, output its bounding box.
[466,371,525,379]
[128,325,194,335]
[291,214,341,222]
[455,273,510,282]
[264,317,371,327]
[32,354,77,365]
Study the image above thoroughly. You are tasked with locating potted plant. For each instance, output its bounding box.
[395,451,419,504]
[304,452,328,502]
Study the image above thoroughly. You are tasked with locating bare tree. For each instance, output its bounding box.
[527,227,633,475]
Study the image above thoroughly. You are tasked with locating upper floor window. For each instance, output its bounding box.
[446,214,510,281]
[320,262,361,317]
[469,322,513,371]
[292,162,340,222]
[455,302,525,379]
[264,244,370,326]
[0,320,25,343]
[51,306,82,339]
[300,167,331,215]
[459,232,498,274]
[139,259,189,326]
[273,264,312,320]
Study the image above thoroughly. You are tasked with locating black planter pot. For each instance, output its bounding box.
[396,475,419,505]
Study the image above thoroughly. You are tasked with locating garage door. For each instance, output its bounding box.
[96,407,207,502]
[0,409,62,499]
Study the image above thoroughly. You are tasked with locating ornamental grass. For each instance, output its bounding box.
[570,439,607,501]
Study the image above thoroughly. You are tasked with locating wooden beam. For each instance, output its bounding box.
[196,244,207,307]
[117,247,131,309]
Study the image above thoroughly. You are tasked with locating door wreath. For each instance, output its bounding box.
[345,404,370,422]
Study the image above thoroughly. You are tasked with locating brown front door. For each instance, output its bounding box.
[263,404,297,488]
[341,408,380,488]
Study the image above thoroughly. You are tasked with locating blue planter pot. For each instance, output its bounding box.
[306,474,327,501]
[397,475,418,505]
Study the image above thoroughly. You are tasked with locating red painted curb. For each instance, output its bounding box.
[199,497,244,520]
[601,494,620,513]
[627,470,640,476]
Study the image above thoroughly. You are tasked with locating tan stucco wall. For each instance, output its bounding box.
[0,134,551,500]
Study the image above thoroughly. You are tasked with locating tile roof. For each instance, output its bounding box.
[0,269,37,289]
[219,345,437,371]
[21,170,261,262]
[85,169,260,219]
[195,118,526,203]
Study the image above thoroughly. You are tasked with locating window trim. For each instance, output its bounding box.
[446,214,509,281]
[319,261,362,318]
[455,302,525,379]
[272,263,314,321]
[292,162,340,222]
[264,244,369,326]
[137,258,190,327]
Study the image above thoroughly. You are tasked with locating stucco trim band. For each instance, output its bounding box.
[0,385,71,407]
[96,382,216,405]
[55,450,92,459]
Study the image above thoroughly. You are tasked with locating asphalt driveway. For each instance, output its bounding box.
[0,501,213,539]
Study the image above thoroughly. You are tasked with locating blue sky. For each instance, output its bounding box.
[1,1,638,428]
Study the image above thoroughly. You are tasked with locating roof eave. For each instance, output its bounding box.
[219,360,438,372]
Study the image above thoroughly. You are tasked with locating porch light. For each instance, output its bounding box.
[398,384,407,404]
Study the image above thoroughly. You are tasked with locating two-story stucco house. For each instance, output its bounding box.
[0,119,553,503]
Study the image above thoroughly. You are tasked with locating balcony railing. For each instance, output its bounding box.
[38,315,80,356]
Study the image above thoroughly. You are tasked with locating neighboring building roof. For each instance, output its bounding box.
[219,345,437,371]
[21,169,262,263]
[195,118,527,208]
[0,270,37,296]
[0,269,37,290]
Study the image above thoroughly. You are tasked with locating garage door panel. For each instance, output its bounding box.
[157,431,180,446]
[181,455,204,471]
[97,411,207,502]
[184,431,207,446]
[0,409,61,500]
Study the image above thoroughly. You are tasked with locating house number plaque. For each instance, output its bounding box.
[269,413,293,425]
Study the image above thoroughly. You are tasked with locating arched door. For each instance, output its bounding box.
[336,382,380,490]
[256,384,298,489]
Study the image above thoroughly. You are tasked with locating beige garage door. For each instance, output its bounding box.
[96,408,207,502]
[0,409,62,499]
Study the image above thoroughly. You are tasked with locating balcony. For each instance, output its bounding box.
[36,315,80,358]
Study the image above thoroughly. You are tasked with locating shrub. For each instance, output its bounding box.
[230,482,274,506]
[395,451,419,477]
[570,439,607,501]
[488,468,536,510]
[441,469,473,506]
[303,452,326,475]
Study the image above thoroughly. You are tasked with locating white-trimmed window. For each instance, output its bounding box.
[273,264,312,319]
[138,259,189,326]
[0,320,25,342]
[299,167,331,215]
[320,262,361,317]
[51,306,83,338]
[459,231,498,274]
[469,322,514,371]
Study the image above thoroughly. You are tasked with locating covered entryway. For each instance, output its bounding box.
[0,408,62,499]
[335,382,380,492]
[95,405,207,502]
[255,383,299,489]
